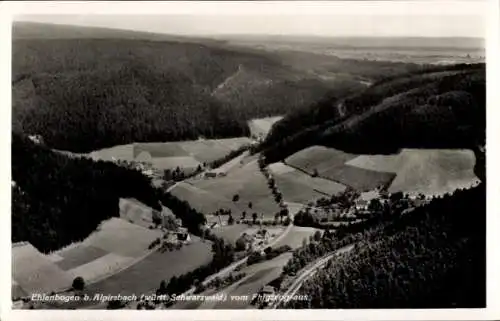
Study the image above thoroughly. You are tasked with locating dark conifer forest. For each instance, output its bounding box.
[261,63,485,163]
[11,134,161,253]
[284,183,486,309]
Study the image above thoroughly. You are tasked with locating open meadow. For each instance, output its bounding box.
[269,162,346,203]
[84,236,212,296]
[285,146,396,191]
[174,160,281,219]
[12,242,73,296]
[345,148,479,195]
[71,137,252,171]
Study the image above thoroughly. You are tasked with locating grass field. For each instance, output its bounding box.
[119,198,155,229]
[151,156,201,171]
[271,226,322,250]
[248,116,283,138]
[88,144,135,162]
[285,145,396,191]
[269,162,347,204]
[12,242,73,294]
[82,218,162,258]
[134,142,189,158]
[55,245,109,271]
[74,137,251,172]
[210,225,252,245]
[65,252,133,282]
[181,160,281,219]
[345,148,478,195]
[170,182,241,216]
[84,237,212,296]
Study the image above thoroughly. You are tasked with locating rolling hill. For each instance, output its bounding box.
[262,63,485,163]
[12,22,424,153]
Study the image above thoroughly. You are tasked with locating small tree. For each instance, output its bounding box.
[312,168,319,177]
[313,230,322,242]
[235,235,247,251]
[228,215,234,225]
[232,194,240,202]
[248,202,253,209]
[252,212,258,224]
[72,276,85,291]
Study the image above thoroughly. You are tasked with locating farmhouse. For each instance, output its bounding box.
[176,227,191,243]
[205,172,217,178]
[354,199,369,211]
[261,285,275,295]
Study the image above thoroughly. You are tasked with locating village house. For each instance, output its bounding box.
[255,229,270,241]
[261,285,276,295]
[205,172,217,178]
[175,227,191,243]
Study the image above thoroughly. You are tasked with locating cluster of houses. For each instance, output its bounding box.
[308,186,432,228]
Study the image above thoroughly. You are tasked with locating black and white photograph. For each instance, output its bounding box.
[2,0,496,318]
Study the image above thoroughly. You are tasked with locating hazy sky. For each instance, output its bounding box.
[14,1,487,38]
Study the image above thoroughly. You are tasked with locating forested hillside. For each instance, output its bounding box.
[11,134,161,253]
[10,36,336,152]
[262,63,485,163]
[286,183,485,308]
[11,23,425,153]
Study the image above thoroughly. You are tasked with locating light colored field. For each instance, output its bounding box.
[270,162,347,204]
[134,142,189,158]
[181,138,251,163]
[170,182,241,216]
[271,226,321,250]
[345,148,478,195]
[88,144,135,162]
[82,218,162,258]
[214,137,252,151]
[213,151,249,174]
[286,146,356,172]
[55,245,109,271]
[65,253,133,282]
[268,162,296,175]
[12,242,73,294]
[285,146,396,191]
[181,140,230,163]
[189,160,281,218]
[119,198,154,228]
[248,116,283,138]
[151,156,201,171]
[79,138,250,172]
[285,202,306,216]
[210,225,253,245]
[85,237,212,296]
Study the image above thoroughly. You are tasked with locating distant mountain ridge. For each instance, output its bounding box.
[219,35,485,50]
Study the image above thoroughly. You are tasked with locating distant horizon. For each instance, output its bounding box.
[13,21,486,43]
[13,0,486,39]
